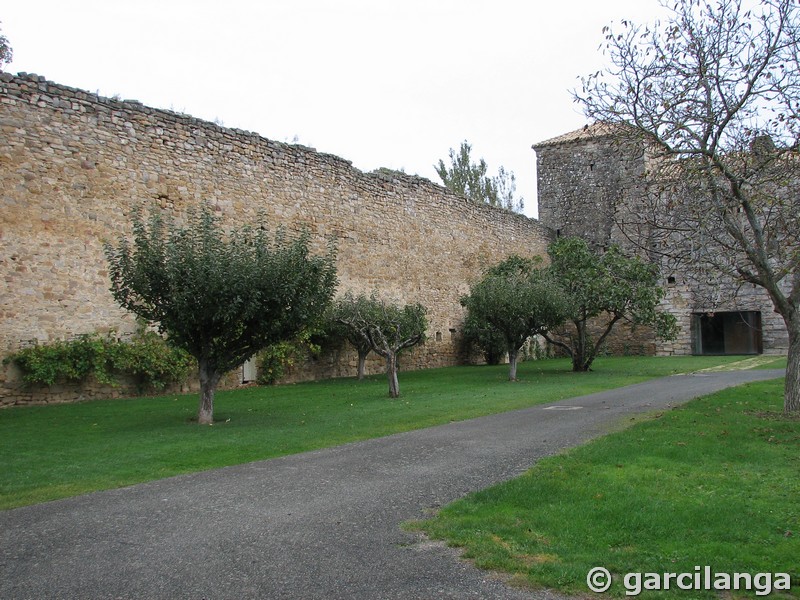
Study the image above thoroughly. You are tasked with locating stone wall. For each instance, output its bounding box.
[0,72,552,406]
[657,279,788,356]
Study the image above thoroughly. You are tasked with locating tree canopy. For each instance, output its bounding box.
[105,208,338,423]
[0,23,12,71]
[542,237,677,372]
[461,255,564,380]
[332,292,427,397]
[576,0,800,411]
[435,141,524,213]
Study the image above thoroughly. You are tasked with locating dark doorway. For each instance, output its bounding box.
[692,311,763,355]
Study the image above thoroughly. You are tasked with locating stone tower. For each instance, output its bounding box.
[533,123,647,251]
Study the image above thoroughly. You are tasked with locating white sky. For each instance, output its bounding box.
[2,1,668,218]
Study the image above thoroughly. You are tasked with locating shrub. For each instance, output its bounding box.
[113,329,196,391]
[4,328,194,392]
[256,329,322,385]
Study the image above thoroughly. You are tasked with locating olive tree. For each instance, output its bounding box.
[576,0,800,411]
[332,292,427,397]
[105,208,337,424]
[461,256,565,380]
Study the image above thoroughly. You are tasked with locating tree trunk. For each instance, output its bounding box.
[784,316,800,414]
[386,353,400,398]
[508,348,519,381]
[197,359,220,425]
[357,349,368,380]
[572,320,589,372]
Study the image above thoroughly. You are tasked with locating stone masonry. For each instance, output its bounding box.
[0,73,552,405]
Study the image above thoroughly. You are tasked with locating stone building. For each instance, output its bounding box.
[0,72,552,405]
[533,123,789,357]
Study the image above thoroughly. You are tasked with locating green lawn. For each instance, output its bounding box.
[416,377,798,599]
[755,356,789,370]
[0,355,748,510]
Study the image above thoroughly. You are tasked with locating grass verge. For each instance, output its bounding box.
[415,377,799,598]
[0,355,745,510]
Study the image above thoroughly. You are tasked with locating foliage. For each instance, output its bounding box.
[575,0,800,411]
[256,328,323,385]
[6,335,117,387]
[542,237,677,372]
[332,292,427,397]
[435,141,524,212]
[418,379,795,598]
[0,23,12,71]
[462,313,507,365]
[461,255,566,380]
[325,306,374,379]
[4,328,194,391]
[113,328,196,390]
[462,255,544,368]
[0,356,745,509]
[104,206,338,423]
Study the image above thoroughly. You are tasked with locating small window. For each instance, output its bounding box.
[435,331,443,342]
[449,328,456,339]
[667,276,676,284]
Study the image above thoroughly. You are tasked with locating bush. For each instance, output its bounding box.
[4,328,194,392]
[112,329,196,390]
[256,329,322,385]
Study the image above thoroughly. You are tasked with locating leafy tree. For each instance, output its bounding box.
[461,256,565,380]
[576,0,800,412]
[435,141,524,212]
[461,255,540,366]
[105,208,338,424]
[461,313,507,366]
[0,23,11,71]
[332,292,427,397]
[542,238,677,373]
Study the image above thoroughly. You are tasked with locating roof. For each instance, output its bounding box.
[532,122,621,149]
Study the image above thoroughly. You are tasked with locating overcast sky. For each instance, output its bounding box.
[2,1,668,218]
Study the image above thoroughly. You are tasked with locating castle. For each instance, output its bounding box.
[0,74,787,405]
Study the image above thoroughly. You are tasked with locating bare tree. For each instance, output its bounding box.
[576,0,800,413]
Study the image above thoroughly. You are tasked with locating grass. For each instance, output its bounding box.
[416,377,799,599]
[0,355,744,510]
[755,356,788,370]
